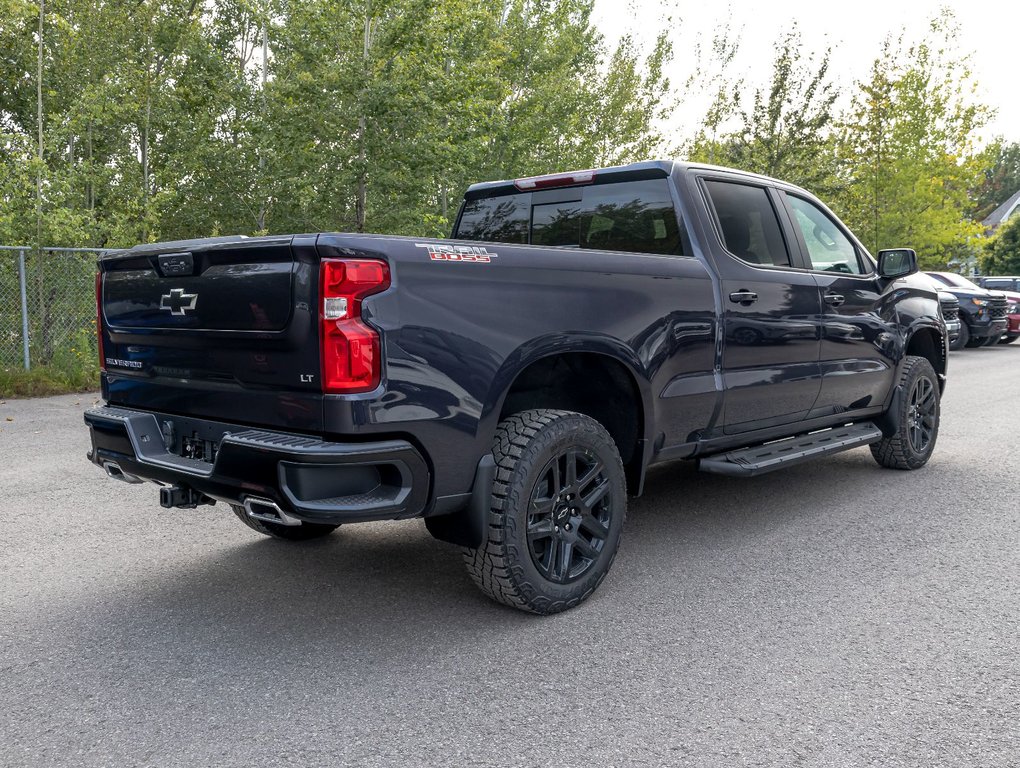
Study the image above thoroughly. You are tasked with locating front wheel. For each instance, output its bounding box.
[1000,334,1019,345]
[871,356,940,470]
[463,409,626,614]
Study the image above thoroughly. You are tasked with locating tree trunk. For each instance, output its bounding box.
[356,6,372,233]
[257,22,268,232]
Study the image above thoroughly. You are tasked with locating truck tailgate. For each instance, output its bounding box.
[99,235,324,432]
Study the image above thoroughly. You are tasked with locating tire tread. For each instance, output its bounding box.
[462,409,625,614]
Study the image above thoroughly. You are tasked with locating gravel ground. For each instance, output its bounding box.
[1,346,1018,767]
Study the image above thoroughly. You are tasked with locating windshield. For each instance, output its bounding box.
[928,272,980,289]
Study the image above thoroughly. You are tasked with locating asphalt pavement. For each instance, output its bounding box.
[1,346,1018,767]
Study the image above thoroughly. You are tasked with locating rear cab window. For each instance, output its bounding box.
[454,178,683,256]
[702,179,791,267]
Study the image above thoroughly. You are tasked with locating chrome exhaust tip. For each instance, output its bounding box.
[243,497,302,527]
[104,462,143,484]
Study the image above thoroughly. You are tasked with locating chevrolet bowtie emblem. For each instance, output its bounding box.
[160,288,198,316]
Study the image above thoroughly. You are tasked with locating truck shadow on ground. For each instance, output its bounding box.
[31,446,927,678]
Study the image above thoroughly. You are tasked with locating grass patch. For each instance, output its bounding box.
[1,351,99,398]
[0,363,99,398]
[1,325,101,398]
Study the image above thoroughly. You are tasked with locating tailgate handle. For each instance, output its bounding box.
[158,252,195,277]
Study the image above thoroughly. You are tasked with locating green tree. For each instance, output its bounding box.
[836,14,990,267]
[979,215,1020,274]
[690,27,838,193]
[973,140,1020,222]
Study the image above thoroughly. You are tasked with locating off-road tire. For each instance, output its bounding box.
[871,355,940,470]
[230,504,339,540]
[463,409,626,614]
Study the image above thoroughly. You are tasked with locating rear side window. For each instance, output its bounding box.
[983,278,1017,290]
[455,193,530,243]
[532,179,682,255]
[455,178,682,256]
[704,180,790,267]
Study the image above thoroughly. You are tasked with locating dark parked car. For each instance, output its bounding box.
[85,161,948,613]
[938,291,962,346]
[926,272,1008,348]
[976,277,1020,344]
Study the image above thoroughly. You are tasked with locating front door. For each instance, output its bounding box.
[701,178,822,434]
[779,191,896,414]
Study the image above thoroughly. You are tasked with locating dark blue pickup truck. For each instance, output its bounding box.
[85,160,948,613]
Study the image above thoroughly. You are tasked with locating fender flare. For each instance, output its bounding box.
[478,332,656,449]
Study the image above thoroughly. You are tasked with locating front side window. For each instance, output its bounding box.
[704,180,791,267]
[787,195,863,274]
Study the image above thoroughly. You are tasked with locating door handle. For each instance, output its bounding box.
[729,290,758,304]
[824,293,845,307]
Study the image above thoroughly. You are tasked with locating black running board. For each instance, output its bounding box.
[698,423,883,477]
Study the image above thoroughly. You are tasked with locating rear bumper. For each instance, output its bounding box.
[84,405,429,524]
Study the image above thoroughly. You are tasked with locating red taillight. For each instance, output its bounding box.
[319,259,390,393]
[513,169,596,191]
[95,271,106,371]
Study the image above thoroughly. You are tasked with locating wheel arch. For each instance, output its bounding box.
[904,323,947,392]
[482,335,654,494]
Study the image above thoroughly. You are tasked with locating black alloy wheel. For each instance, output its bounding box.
[905,373,937,455]
[463,409,627,614]
[871,355,940,470]
[526,447,614,584]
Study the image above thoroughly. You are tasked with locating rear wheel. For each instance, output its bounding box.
[871,355,940,470]
[230,504,339,541]
[463,409,626,614]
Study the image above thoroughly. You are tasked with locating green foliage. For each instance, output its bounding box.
[834,15,989,268]
[690,27,838,193]
[979,215,1020,275]
[0,0,674,245]
[0,359,99,398]
[974,140,1020,221]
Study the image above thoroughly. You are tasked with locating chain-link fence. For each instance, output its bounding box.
[1,246,106,371]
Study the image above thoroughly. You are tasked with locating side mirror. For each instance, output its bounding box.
[877,248,918,278]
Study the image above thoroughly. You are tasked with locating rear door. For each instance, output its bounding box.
[777,190,896,414]
[700,177,822,434]
[100,235,324,432]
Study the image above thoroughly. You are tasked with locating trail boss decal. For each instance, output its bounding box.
[416,243,498,263]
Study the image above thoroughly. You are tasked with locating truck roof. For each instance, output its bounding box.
[463,160,807,200]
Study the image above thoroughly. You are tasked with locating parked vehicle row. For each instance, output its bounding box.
[926,272,1018,349]
[976,275,1020,345]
